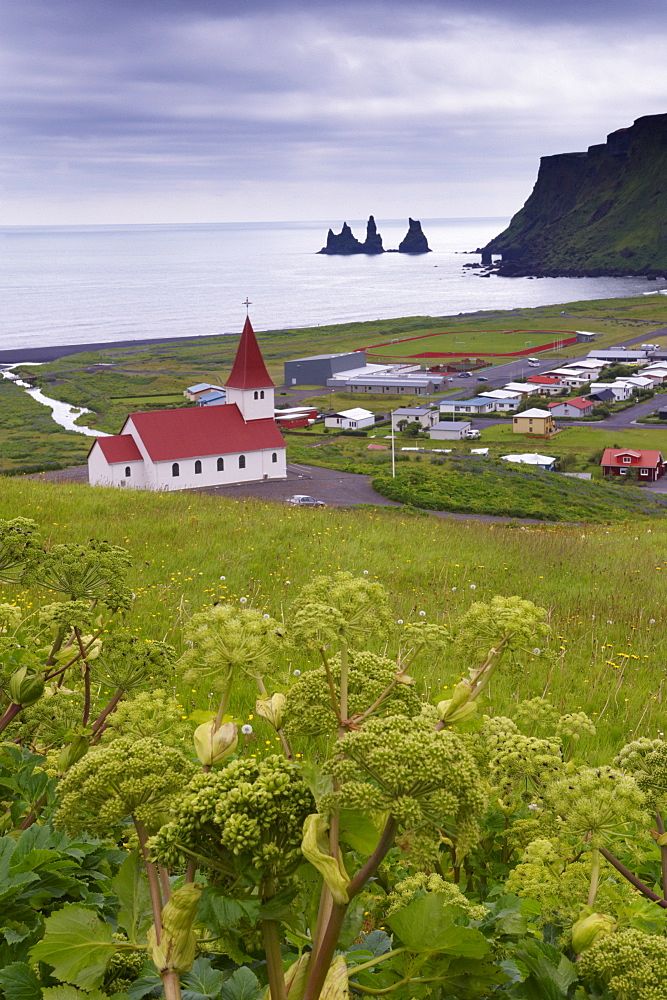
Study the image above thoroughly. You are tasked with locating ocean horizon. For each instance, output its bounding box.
[2,217,665,354]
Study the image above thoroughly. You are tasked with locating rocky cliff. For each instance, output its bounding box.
[481,113,667,277]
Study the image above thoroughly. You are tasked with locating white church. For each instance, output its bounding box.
[87,317,287,491]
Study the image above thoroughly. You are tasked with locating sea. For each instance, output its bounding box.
[2,218,666,354]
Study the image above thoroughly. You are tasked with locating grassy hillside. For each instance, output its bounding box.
[1,477,665,758]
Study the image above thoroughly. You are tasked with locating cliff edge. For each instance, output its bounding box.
[481,113,667,277]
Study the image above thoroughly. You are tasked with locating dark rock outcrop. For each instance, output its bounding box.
[481,113,667,277]
[318,222,365,255]
[362,215,384,254]
[398,218,431,254]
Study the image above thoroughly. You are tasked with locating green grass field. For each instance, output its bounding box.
[364,328,574,359]
[0,476,665,760]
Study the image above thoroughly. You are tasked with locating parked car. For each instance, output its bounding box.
[477,376,489,382]
[285,495,326,507]
[460,372,472,378]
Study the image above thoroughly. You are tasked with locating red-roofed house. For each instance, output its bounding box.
[547,397,595,418]
[524,375,566,395]
[601,448,665,482]
[88,317,287,490]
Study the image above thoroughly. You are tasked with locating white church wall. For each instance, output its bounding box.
[153,448,287,492]
[88,444,147,489]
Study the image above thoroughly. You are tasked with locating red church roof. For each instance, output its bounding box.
[225,317,274,390]
[122,404,285,461]
[93,435,143,464]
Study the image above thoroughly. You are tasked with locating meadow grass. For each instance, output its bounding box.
[365,328,573,359]
[0,476,665,760]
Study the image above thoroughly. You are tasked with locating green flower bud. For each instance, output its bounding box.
[9,666,44,707]
[256,693,286,730]
[302,813,350,904]
[193,720,238,766]
[56,735,90,776]
[148,883,202,973]
[572,912,616,953]
[437,678,473,721]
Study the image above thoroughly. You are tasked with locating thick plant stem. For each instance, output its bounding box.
[339,640,349,734]
[161,970,182,1000]
[600,846,667,908]
[656,811,667,899]
[214,687,231,730]
[587,849,600,906]
[90,688,124,736]
[262,919,287,1000]
[134,819,164,940]
[0,702,23,735]
[303,815,398,1000]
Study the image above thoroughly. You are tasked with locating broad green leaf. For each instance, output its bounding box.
[220,968,262,1000]
[338,810,387,856]
[336,897,366,951]
[0,962,42,1000]
[189,710,215,725]
[197,887,258,931]
[43,987,108,1000]
[257,887,299,922]
[30,904,119,990]
[0,837,17,880]
[181,958,226,1000]
[387,895,490,958]
[299,761,333,807]
[113,851,153,945]
[126,971,163,1000]
[509,940,578,1000]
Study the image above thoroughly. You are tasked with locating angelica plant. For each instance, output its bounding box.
[0,517,41,583]
[578,927,667,1000]
[616,738,667,898]
[55,737,197,1000]
[149,755,314,1000]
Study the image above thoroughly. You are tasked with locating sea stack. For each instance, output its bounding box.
[318,222,365,254]
[398,218,431,254]
[361,215,384,254]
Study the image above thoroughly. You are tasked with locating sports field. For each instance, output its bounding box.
[364,328,577,358]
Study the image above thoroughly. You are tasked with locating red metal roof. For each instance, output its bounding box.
[547,396,593,410]
[94,435,143,464]
[225,317,274,390]
[122,404,285,461]
[527,375,562,384]
[601,448,663,468]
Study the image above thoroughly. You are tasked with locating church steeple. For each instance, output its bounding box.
[224,315,275,421]
[225,316,274,391]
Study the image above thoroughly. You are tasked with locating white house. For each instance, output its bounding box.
[429,420,472,440]
[478,389,522,411]
[588,382,633,401]
[439,396,495,416]
[324,407,375,430]
[184,382,225,401]
[502,453,556,471]
[391,406,438,431]
[88,317,287,491]
[502,382,537,396]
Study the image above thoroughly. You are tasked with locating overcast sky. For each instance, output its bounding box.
[2,0,666,225]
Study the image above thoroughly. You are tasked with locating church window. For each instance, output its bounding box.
[254,391,258,400]
[172,463,179,477]
[125,467,131,477]
[272,452,277,463]
[194,460,202,474]
[217,457,224,471]
[260,390,264,399]
[239,455,246,469]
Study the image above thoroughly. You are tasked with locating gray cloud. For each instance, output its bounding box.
[1,0,666,223]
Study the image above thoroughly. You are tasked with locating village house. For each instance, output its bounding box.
[512,408,555,436]
[391,406,439,431]
[547,397,595,418]
[601,448,665,482]
[429,420,473,440]
[184,382,225,401]
[324,407,375,430]
[439,396,495,416]
[88,317,287,491]
[476,389,522,411]
[588,382,633,401]
[525,375,567,395]
[501,453,556,471]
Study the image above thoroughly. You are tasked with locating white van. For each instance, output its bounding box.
[527,357,540,367]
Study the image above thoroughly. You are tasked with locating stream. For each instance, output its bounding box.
[0,365,110,438]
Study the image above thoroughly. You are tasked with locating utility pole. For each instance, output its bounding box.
[391,410,396,478]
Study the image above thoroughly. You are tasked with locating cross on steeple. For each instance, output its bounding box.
[242,297,252,315]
